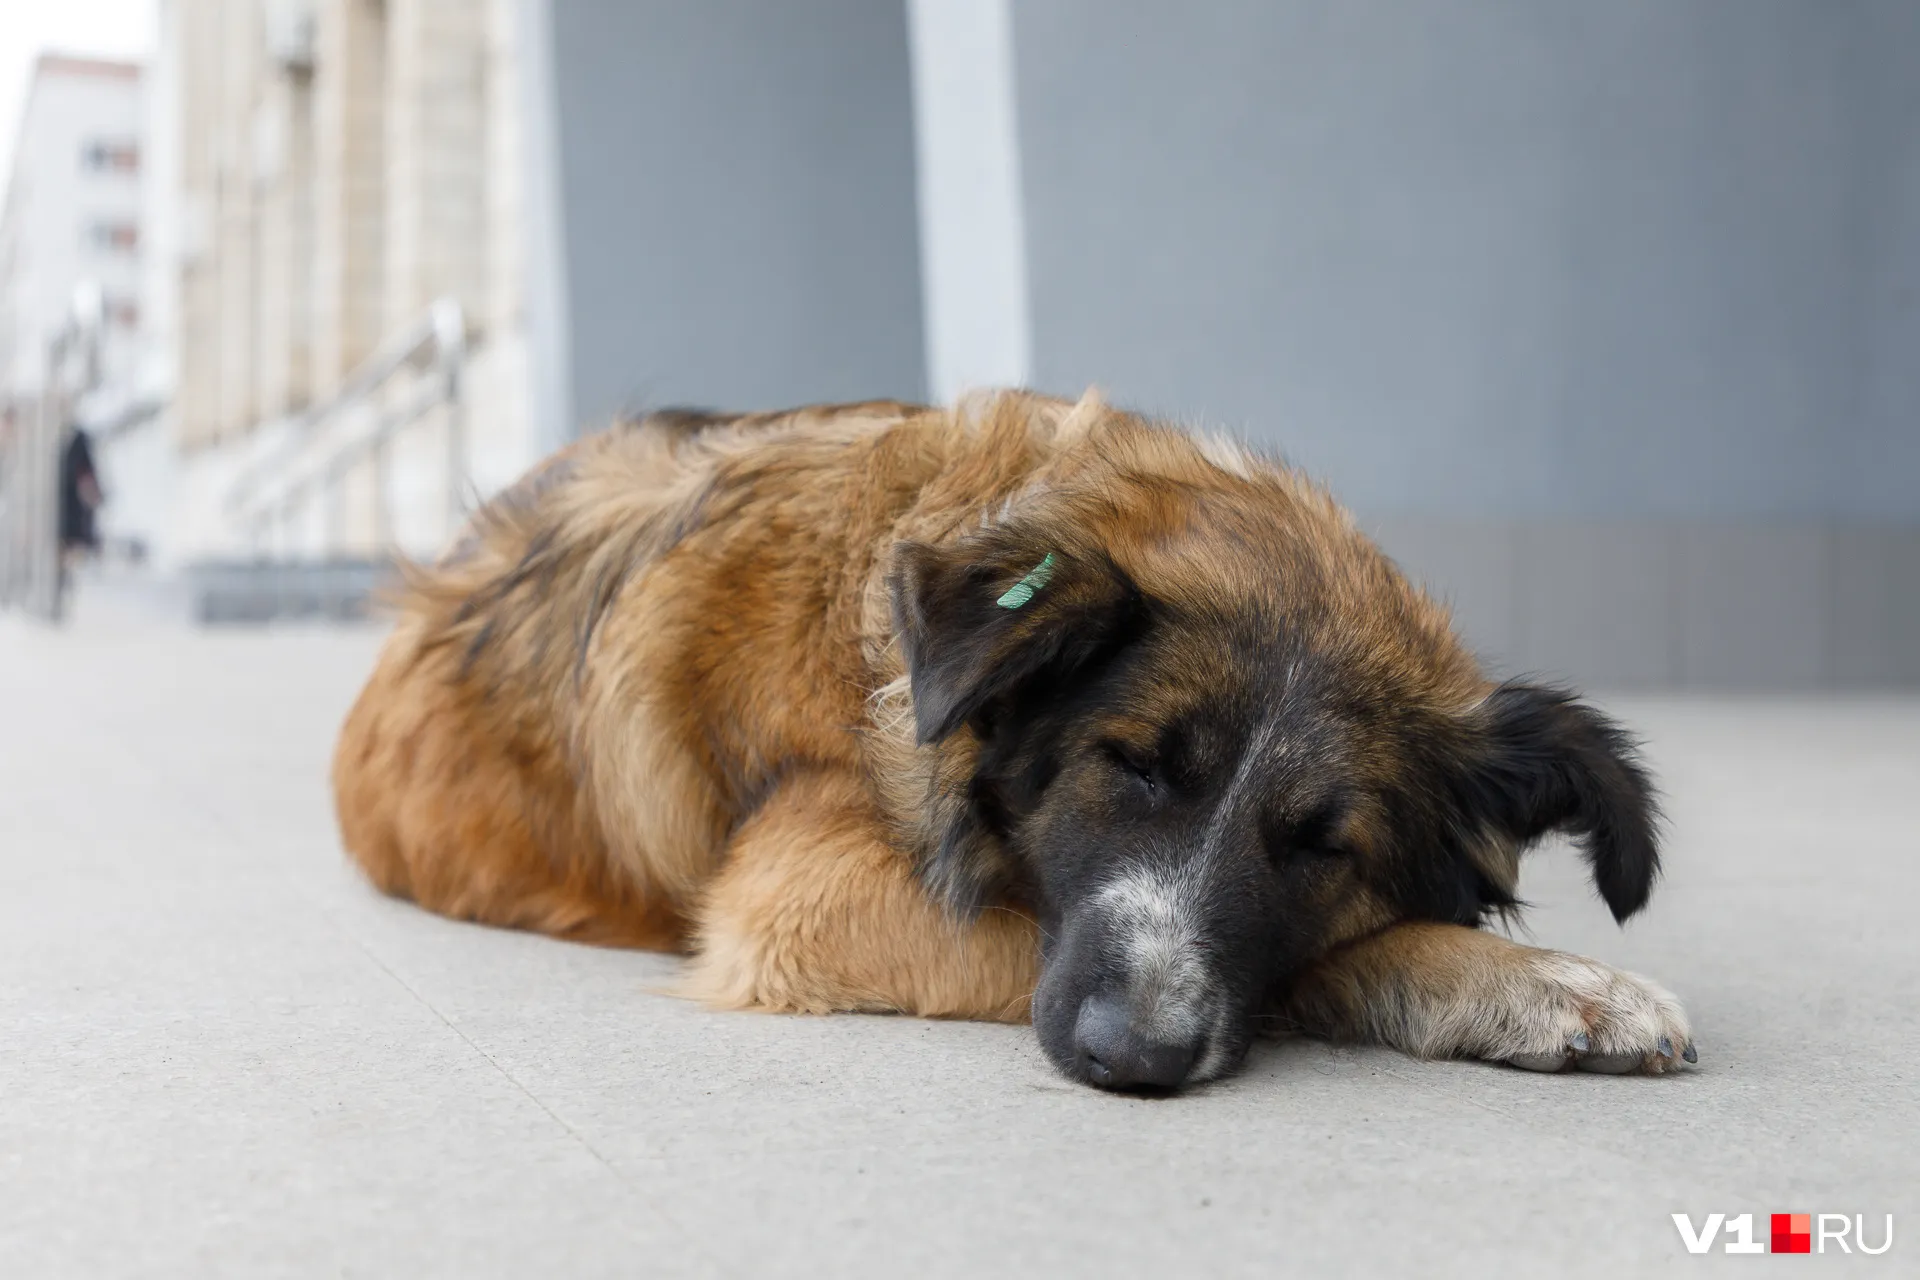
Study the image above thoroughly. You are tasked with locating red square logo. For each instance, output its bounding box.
[1771,1213,1811,1253]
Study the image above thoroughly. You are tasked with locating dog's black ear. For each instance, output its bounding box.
[889,534,1139,745]
[1462,683,1662,922]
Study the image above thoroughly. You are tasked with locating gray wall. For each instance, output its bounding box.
[1011,0,1920,522]
[535,0,1918,689]
[546,0,927,422]
[1006,0,1920,688]
[1854,0,1920,524]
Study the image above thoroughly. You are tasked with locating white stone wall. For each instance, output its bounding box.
[384,0,487,333]
[173,0,222,448]
[166,0,538,563]
[252,67,316,418]
[310,0,388,395]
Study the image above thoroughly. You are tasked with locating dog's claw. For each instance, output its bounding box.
[1569,1030,1590,1052]
[1658,1036,1674,1058]
[1682,1042,1698,1064]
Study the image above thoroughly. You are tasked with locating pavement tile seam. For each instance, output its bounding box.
[334,923,739,1275]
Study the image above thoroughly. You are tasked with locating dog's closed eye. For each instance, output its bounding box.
[1262,807,1351,866]
[1101,740,1160,797]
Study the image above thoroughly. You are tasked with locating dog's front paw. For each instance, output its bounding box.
[1470,951,1695,1076]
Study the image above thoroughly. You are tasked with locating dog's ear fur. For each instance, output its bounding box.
[1458,683,1662,923]
[889,532,1142,916]
[888,535,1141,746]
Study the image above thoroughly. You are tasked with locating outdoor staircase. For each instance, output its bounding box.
[186,300,467,625]
[185,556,394,624]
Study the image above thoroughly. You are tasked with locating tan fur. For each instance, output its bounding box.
[681,770,1037,1019]
[1286,923,1691,1073]
[333,390,1684,1066]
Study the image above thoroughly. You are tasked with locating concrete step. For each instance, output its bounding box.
[185,557,394,625]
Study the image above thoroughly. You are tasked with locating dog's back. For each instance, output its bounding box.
[332,398,947,945]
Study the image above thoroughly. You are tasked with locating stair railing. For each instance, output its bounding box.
[224,298,468,558]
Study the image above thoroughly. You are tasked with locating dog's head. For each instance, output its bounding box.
[889,432,1660,1092]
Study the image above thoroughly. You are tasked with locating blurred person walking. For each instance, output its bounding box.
[55,422,102,619]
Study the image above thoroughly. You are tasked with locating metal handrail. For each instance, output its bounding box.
[225,298,467,556]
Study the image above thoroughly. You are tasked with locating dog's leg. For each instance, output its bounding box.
[682,771,1039,1021]
[1283,922,1694,1074]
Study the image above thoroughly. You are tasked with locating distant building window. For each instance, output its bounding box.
[82,140,140,174]
[85,221,140,254]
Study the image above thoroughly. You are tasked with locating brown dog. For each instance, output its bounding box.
[333,391,1692,1090]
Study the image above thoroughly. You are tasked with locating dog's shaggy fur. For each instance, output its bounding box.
[334,391,1692,1089]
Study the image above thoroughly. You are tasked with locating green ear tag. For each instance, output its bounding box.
[996,552,1057,609]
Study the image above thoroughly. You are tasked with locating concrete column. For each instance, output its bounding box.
[173,0,222,447]
[253,67,315,417]
[516,0,570,453]
[212,0,262,439]
[481,0,526,343]
[384,0,487,332]
[312,0,387,389]
[905,0,1032,403]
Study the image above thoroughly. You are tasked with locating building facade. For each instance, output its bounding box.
[162,0,535,563]
[0,56,145,407]
[143,0,1920,687]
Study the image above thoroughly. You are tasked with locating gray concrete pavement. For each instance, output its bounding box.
[3,598,1916,1277]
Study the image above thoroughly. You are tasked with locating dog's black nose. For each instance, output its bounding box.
[1073,996,1198,1090]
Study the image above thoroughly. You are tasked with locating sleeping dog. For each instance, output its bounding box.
[334,391,1693,1090]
